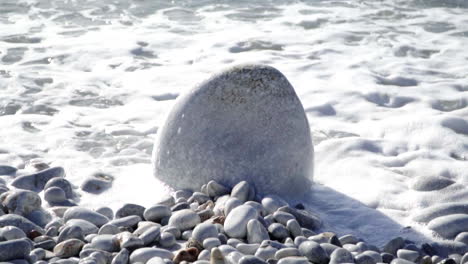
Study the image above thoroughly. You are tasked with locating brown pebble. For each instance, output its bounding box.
[174,247,199,264]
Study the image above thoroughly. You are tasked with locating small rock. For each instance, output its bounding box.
[277,257,309,264]
[210,247,225,264]
[0,238,32,261]
[390,258,414,264]
[247,219,270,244]
[360,250,382,263]
[139,226,161,246]
[96,207,114,220]
[231,181,253,203]
[89,235,120,252]
[0,226,26,240]
[224,197,243,216]
[330,248,354,264]
[44,187,67,205]
[245,201,266,216]
[175,248,200,263]
[268,223,289,241]
[44,178,74,199]
[116,204,146,219]
[53,238,85,258]
[111,248,129,264]
[58,225,85,243]
[198,208,215,222]
[3,190,42,215]
[224,205,258,238]
[262,195,288,215]
[275,248,301,259]
[397,249,419,262]
[116,231,144,249]
[174,190,192,200]
[192,223,219,244]
[0,214,44,235]
[298,241,329,264]
[129,248,174,264]
[99,223,120,235]
[203,237,221,250]
[256,246,278,260]
[189,192,211,204]
[30,248,46,260]
[159,232,176,248]
[147,257,165,264]
[168,209,201,231]
[62,219,99,235]
[109,215,142,229]
[277,206,321,230]
[273,211,295,226]
[355,254,376,264]
[11,167,64,192]
[206,181,230,197]
[383,237,405,255]
[80,172,114,194]
[162,225,181,239]
[239,255,267,264]
[172,202,190,211]
[144,205,171,223]
[64,207,109,227]
[0,165,17,175]
[381,252,395,263]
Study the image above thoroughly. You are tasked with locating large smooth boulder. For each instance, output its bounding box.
[152,64,314,197]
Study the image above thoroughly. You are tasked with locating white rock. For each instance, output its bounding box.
[64,207,109,227]
[247,219,269,244]
[255,246,277,260]
[0,226,26,240]
[129,248,174,264]
[203,237,221,250]
[224,205,259,238]
[159,232,175,248]
[231,181,252,203]
[236,243,260,255]
[278,257,311,264]
[224,197,242,217]
[168,209,200,231]
[143,205,171,223]
[192,223,218,243]
[262,195,288,214]
[153,64,314,197]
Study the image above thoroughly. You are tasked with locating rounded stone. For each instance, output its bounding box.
[0,226,26,240]
[80,173,114,194]
[143,205,171,223]
[455,232,468,244]
[64,207,109,227]
[159,232,176,248]
[277,257,310,264]
[224,205,259,238]
[428,214,468,239]
[192,223,219,243]
[268,223,290,241]
[247,219,270,244]
[44,178,74,199]
[53,239,85,258]
[168,209,200,231]
[3,190,42,216]
[115,203,145,219]
[129,248,174,264]
[298,241,329,264]
[95,207,114,220]
[152,64,314,197]
[203,237,221,250]
[44,187,67,204]
[0,238,32,261]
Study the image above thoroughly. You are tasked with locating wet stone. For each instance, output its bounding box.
[0,238,32,261]
[3,190,42,216]
[58,225,85,243]
[44,178,74,199]
[96,207,114,220]
[80,173,114,194]
[116,204,145,219]
[11,167,64,192]
[383,237,405,255]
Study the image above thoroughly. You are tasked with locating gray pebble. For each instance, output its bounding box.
[109,215,142,229]
[89,234,120,252]
[225,205,258,238]
[25,208,52,228]
[286,219,303,238]
[224,197,243,216]
[247,219,270,244]
[355,254,376,264]
[381,252,395,263]
[116,204,146,219]
[44,178,74,199]
[390,258,414,264]
[245,201,266,217]
[11,167,64,192]
[96,207,114,220]
[174,190,192,200]
[44,187,67,204]
[0,238,32,261]
[0,214,44,235]
[171,202,190,212]
[58,225,85,243]
[168,209,200,231]
[298,240,329,264]
[3,190,42,216]
[268,223,290,241]
[188,192,211,204]
[231,181,252,203]
[277,206,321,230]
[330,248,355,264]
[277,257,310,264]
[320,243,340,256]
[30,248,46,260]
[62,219,99,235]
[383,237,405,255]
[159,232,176,248]
[256,246,278,260]
[262,195,289,215]
[162,225,181,239]
[64,207,109,227]
[397,249,419,262]
[144,205,171,223]
[206,181,230,197]
[198,249,210,261]
[273,211,295,226]
[53,238,85,258]
[111,248,129,264]
[0,165,17,175]
[80,172,114,194]
[0,226,26,240]
[99,223,120,235]
[140,226,161,246]
[203,237,221,250]
[275,248,301,259]
[192,223,218,243]
[116,231,144,249]
[239,255,267,264]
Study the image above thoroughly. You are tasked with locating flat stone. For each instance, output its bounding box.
[153,65,314,197]
[53,239,85,258]
[64,207,110,227]
[192,223,218,243]
[80,173,114,194]
[225,205,259,238]
[298,241,329,264]
[0,214,44,235]
[62,219,98,235]
[0,165,17,175]
[109,215,142,229]
[129,248,173,264]
[247,219,270,244]
[0,238,32,261]
[428,214,468,239]
[143,205,171,223]
[57,225,85,243]
[11,167,64,192]
[0,226,26,240]
[168,209,200,231]
[397,249,419,262]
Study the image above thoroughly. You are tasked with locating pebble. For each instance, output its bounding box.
[3,190,42,215]
[198,208,215,222]
[206,180,230,197]
[44,187,67,205]
[390,258,414,264]
[0,165,17,175]
[224,205,258,238]
[224,197,243,216]
[247,219,270,244]
[189,192,211,204]
[174,247,199,263]
[210,247,225,264]
[239,255,267,264]
[203,237,221,250]
[275,248,301,259]
[88,235,119,252]
[230,181,253,203]
[0,238,32,261]
[268,223,290,241]
[64,207,110,227]
[277,206,321,230]
[144,205,172,223]
[298,241,329,264]
[63,219,99,235]
[245,201,266,217]
[339,234,360,245]
[11,167,64,192]
[116,204,146,219]
[111,248,129,264]
[360,250,382,263]
[129,248,174,264]
[273,212,295,226]
[383,237,405,255]
[98,223,120,235]
[159,232,176,248]
[168,209,201,231]
[0,226,26,240]
[96,207,114,220]
[44,178,74,199]
[237,243,260,255]
[320,243,340,256]
[26,208,52,227]
[198,249,210,261]
[162,225,181,239]
[54,239,85,258]
[329,248,354,264]
[461,253,468,264]
[140,226,161,246]
[80,172,114,194]
[116,231,144,249]
[262,195,289,215]
[192,223,219,243]
[255,246,278,260]
[109,215,142,229]
[30,248,46,260]
[0,214,44,235]
[397,249,420,262]
[276,257,310,264]
[175,190,192,200]
[57,225,85,243]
